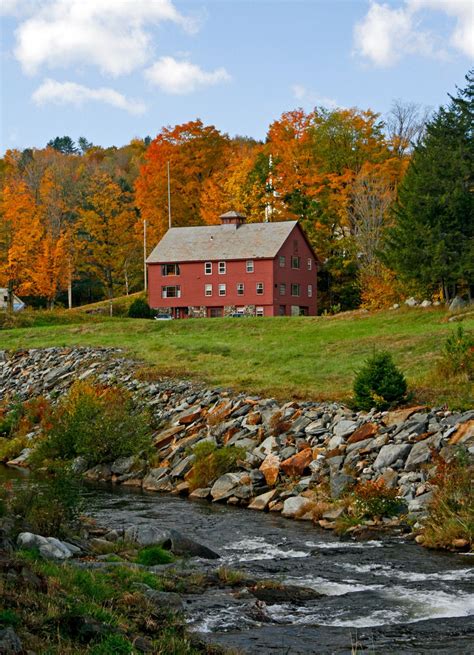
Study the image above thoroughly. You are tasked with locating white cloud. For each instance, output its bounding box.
[13,0,198,76]
[32,78,146,115]
[145,57,230,94]
[353,0,473,67]
[291,84,340,109]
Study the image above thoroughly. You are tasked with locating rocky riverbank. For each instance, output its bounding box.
[1,347,473,545]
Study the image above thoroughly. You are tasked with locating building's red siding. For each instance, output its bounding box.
[147,222,317,317]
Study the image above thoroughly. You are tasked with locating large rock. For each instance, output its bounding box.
[165,529,219,559]
[123,525,170,547]
[330,470,355,498]
[111,456,135,475]
[332,420,358,439]
[448,296,466,312]
[142,467,170,490]
[210,472,244,501]
[17,532,74,560]
[404,440,432,471]
[248,489,277,511]
[373,443,412,470]
[259,453,280,486]
[281,496,313,518]
[347,422,378,444]
[281,448,313,477]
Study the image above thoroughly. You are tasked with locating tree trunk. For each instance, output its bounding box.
[7,281,14,314]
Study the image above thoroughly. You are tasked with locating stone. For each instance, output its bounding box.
[404,440,432,471]
[405,296,418,307]
[177,408,202,425]
[124,525,170,547]
[111,455,135,475]
[327,434,345,451]
[254,436,277,457]
[347,422,378,444]
[420,300,432,308]
[282,496,313,518]
[138,586,184,611]
[332,420,358,439]
[189,487,211,499]
[17,532,74,560]
[304,420,326,436]
[210,472,243,501]
[408,491,433,513]
[448,296,466,312]
[281,448,313,477]
[84,464,112,481]
[379,468,399,489]
[385,406,427,426]
[330,470,355,499]
[373,444,412,470]
[451,538,469,550]
[165,529,220,559]
[71,456,88,474]
[7,448,32,467]
[153,425,184,448]
[449,419,474,445]
[346,437,375,454]
[248,489,277,510]
[322,506,345,520]
[142,467,170,490]
[0,627,22,654]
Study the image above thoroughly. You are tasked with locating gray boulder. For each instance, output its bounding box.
[373,444,412,470]
[332,420,358,439]
[111,456,135,475]
[0,627,22,654]
[449,296,466,312]
[404,440,432,471]
[210,472,244,501]
[164,529,220,559]
[123,525,170,547]
[282,495,313,518]
[330,470,355,499]
[17,532,74,560]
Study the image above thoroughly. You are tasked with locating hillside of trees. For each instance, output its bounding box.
[1,71,472,313]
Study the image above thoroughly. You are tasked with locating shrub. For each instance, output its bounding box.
[33,381,151,466]
[136,545,174,566]
[438,326,474,381]
[352,479,404,519]
[128,298,151,319]
[420,449,473,550]
[353,351,407,411]
[188,442,246,491]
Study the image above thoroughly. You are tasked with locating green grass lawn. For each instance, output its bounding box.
[1,307,473,406]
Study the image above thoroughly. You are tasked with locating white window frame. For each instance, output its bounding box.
[256,307,264,317]
[291,283,300,297]
[307,258,312,270]
[308,284,312,297]
[246,260,254,273]
[237,283,244,295]
[256,282,264,295]
[161,285,181,299]
[218,283,226,297]
[218,261,226,274]
[205,284,213,297]
[279,255,286,267]
[204,262,212,275]
[279,284,286,296]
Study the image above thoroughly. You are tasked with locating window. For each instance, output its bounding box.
[161,263,180,276]
[205,284,212,297]
[291,256,300,269]
[256,307,264,317]
[279,305,286,316]
[291,283,300,297]
[256,282,264,295]
[307,258,312,270]
[218,261,226,274]
[279,255,286,267]
[246,260,254,273]
[218,284,226,296]
[237,283,244,295]
[279,284,286,296]
[308,284,313,297]
[204,262,212,275]
[162,285,181,298]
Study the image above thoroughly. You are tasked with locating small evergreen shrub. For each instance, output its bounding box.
[353,351,407,410]
[128,298,151,319]
[352,479,404,519]
[33,381,151,466]
[189,442,246,491]
[438,326,474,380]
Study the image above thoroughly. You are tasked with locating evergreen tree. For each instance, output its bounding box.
[384,71,474,302]
[47,136,78,155]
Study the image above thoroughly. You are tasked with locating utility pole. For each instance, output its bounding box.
[143,218,147,292]
[167,160,172,229]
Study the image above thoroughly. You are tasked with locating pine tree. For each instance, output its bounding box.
[384,71,474,302]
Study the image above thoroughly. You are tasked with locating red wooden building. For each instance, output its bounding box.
[146,212,317,318]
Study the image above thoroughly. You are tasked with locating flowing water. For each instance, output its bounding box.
[3,467,473,654]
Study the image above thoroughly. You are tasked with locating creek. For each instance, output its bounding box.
[2,466,473,654]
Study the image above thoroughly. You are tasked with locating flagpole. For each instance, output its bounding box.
[167,160,172,229]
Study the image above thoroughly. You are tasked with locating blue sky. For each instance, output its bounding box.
[1,1,472,153]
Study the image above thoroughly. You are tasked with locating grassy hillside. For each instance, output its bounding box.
[0,308,472,406]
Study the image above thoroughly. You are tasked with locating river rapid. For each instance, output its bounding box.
[84,483,473,655]
[2,466,473,654]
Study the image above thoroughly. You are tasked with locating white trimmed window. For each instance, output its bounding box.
[162,285,181,298]
[291,283,300,297]
[256,307,264,317]
[307,258,312,270]
[279,255,286,267]
[246,260,254,273]
[161,263,180,276]
[218,261,226,274]
[218,284,226,296]
[308,284,313,297]
[237,283,244,295]
[256,282,264,295]
[291,256,301,269]
[204,262,212,275]
[205,284,212,297]
[279,284,286,296]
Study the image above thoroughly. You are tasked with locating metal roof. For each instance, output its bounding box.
[146,221,299,263]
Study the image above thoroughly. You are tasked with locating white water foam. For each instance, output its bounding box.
[188,607,255,633]
[223,536,308,562]
[338,562,474,582]
[305,540,383,549]
[284,574,384,596]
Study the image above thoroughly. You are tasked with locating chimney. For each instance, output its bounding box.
[219,210,246,227]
